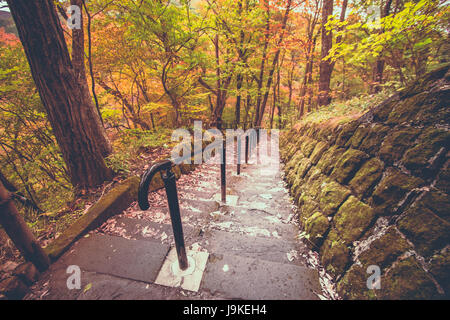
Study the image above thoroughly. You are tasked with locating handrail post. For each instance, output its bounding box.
[138,161,188,271]
[217,118,226,203]
[162,169,188,270]
[245,134,249,164]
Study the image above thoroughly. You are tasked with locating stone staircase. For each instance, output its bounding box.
[25,141,323,300]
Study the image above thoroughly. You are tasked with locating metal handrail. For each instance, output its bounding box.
[138,160,189,270]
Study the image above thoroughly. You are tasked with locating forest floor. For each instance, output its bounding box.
[24,139,337,300]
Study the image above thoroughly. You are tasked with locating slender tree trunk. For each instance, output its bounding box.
[7,0,113,189]
[256,0,292,126]
[70,0,111,156]
[318,0,334,106]
[254,0,270,127]
[372,0,393,93]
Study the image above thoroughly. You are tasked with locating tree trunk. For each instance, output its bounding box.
[0,181,50,272]
[318,0,334,106]
[256,0,292,126]
[70,0,111,156]
[7,0,113,189]
[372,0,393,93]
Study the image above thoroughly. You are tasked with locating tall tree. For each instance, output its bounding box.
[7,0,113,189]
[372,0,393,93]
[317,0,334,106]
[255,0,293,126]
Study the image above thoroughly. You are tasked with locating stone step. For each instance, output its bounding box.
[60,234,170,284]
[207,206,298,240]
[201,252,320,300]
[201,229,309,267]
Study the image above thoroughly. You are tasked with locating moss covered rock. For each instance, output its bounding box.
[305,212,330,248]
[320,229,351,278]
[347,125,369,149]
[358,124,390,156]
[337,264,378,300]
[419,188,450,221]
[386,93,427,125]
[298,194,320,222]
[371,168,424,215]
[435,165,450,195]
[331,148,369,184]
[295,157,313,180]
[398,204,450,257]
[316,146,346,176]
[358,227,412,269]
[334,196,376,245]
[300,137,319,158]
[310,141,329,165]
[349,158,384,198]
[319,180,351,216]
[335,121,359,147]
[402,128,450,178]
[379,256,440,300]
[378,127,421,164]
[429,248,450,296]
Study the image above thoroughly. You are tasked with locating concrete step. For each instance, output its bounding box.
[207,206,298,240]
[201,229,309,267]
[201,252,320,300]
[61,234,170,284]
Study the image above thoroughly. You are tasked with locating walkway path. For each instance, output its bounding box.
[26,138,328,300]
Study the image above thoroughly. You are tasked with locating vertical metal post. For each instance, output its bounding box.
[245,135,249,164]
[237,133,241,175]
[221,134,226,203]
[218,119,226,203]
[162,169,189,271]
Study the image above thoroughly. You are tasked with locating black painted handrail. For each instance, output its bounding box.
[138,159,189,270]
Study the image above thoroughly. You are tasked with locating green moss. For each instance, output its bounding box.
[319,180,351,216]
[379,256,441,300]
[304,169,326,198]
[347,126,369,149]
[359,227,412,269]
[419,188,450,221]
[402,128,450,178]
[295,157,313,180]
[335,121,359,147]
[316,146,346,176]
[317,126,335,144]
[285,150,303,174]
[334,196,376,245]
[298,194,320,222]
[291,174,305,200]
[429,248,450,296]
[349,158,384,198]
[337,265,378,300]
[371,98,398,122]
[398,204,450,257]
[386,94,426,125]
[358,124,390,156]
[320,229,351,278]
[300,137,319,158]
[305,212,330,248]
[331,148,369,184]
[371,168,424,216]
[310,141,329,165]
[378,127,421,164]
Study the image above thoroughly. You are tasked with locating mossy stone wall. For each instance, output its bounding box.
[280,64,450,299]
